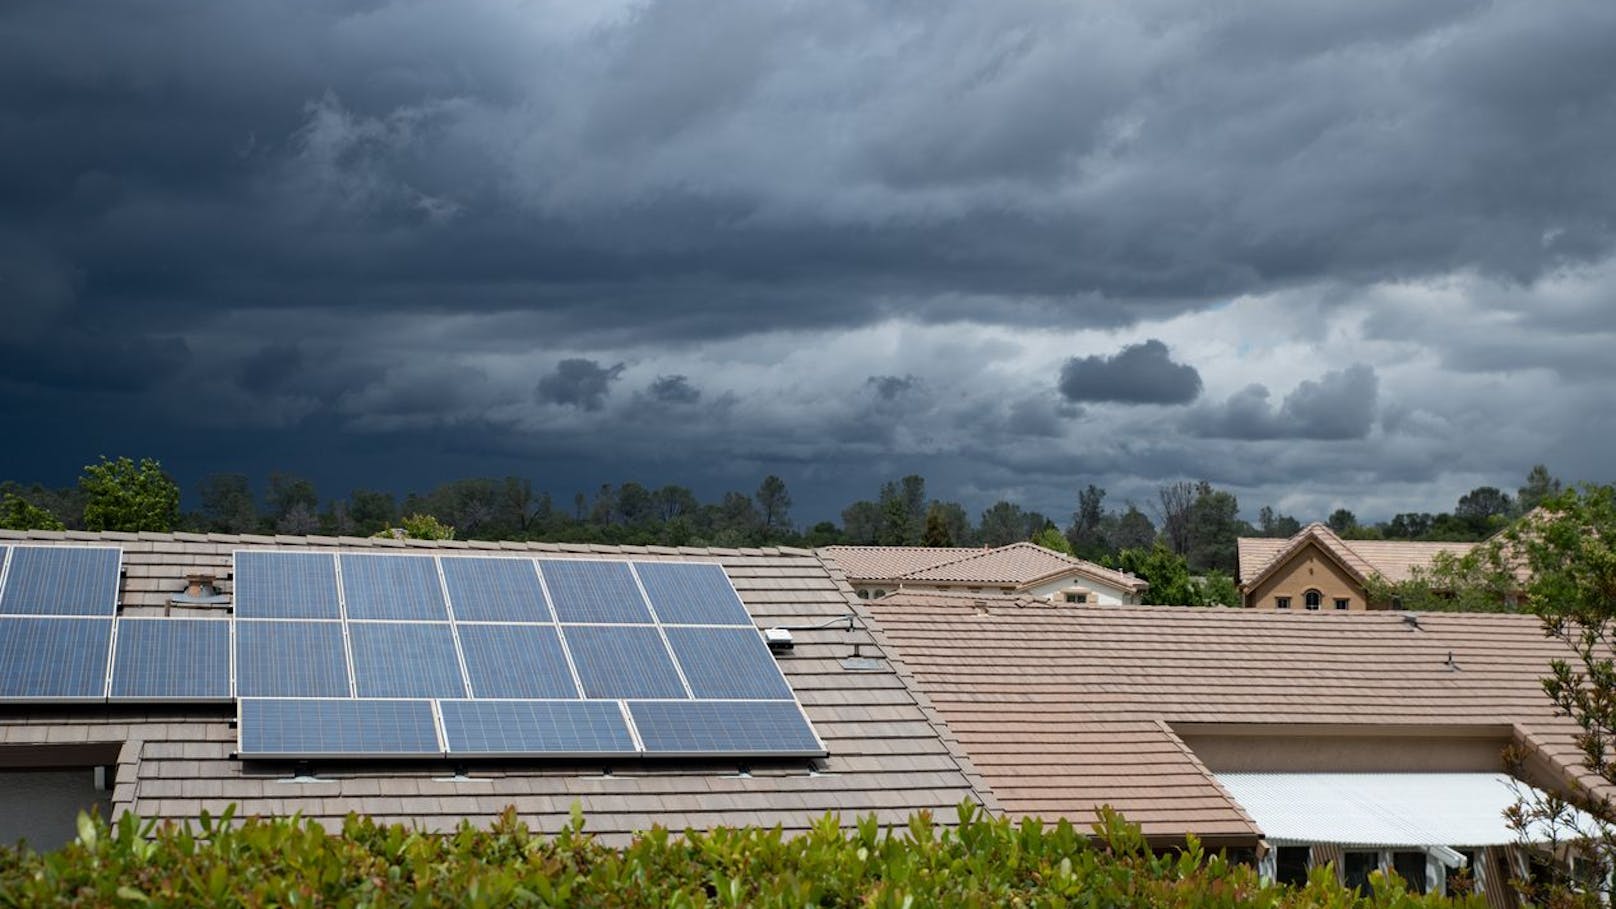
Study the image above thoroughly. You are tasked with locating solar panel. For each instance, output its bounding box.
[456,624,577,699]
[234,621,350,698]
[440,700,636,755]
[629,700,825,756]
[0,546,120,616]
[339,554,449,621]
[633,562,753,625]
[663,627,793,699]
[238,698,441,758]
[441,557,551,622]
[234,552,340,619]
[539,560,652,623]
[110,618,231,700]
[564,625,688,699]
[0,617,113,699]
[348,622,466,698]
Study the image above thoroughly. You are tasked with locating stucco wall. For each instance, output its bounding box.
[1245,542,1367,610]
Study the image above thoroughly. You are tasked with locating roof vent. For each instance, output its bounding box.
[839,642,886,672]
[1402,614,1422,632]
[169,573,230,607]
[764,627,794,653]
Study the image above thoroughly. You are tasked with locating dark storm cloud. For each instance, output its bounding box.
[866,375,918,401]
[1058,340,1202,405]
[1188,365,1379,440]
[647,374,701,404]
[536,359,626,412]
[2,0,1614,522]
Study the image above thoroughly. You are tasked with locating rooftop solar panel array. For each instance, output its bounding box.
[0,545,824,760]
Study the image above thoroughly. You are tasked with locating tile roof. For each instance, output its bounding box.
[863,590,1590,843]
[822,543,1147,593]
[1238,524,1478,586]
[0,530,992,841]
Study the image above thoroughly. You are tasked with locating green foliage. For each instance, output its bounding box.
[922,504,955,547]
[0,493,65,531]
[392,513,456,540]
[78,456,180,533]
[0,804,1478,908]
[1198,570,1241,607]
[1031,526,1074,556]
[1364,547,1518,613]
[1121,542,1198,605]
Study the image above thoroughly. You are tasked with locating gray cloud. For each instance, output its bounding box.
[1188,365,1379,440]
[536,359,626,411]
[1058,340,1202,405]
[866,375,919,401]
[647,374,701,404]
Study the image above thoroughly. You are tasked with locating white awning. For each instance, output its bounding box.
[1216,772,1578,848]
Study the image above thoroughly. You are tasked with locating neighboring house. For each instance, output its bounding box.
[0,530,989,850]
[863,590,1600,904]
[822,542,1148,605]
[1237,523,1476,611]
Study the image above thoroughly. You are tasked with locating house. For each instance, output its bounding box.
[861,589,1597,904]
[1237,523,1477,611]
[0,530,989,851]
[822,542,1148,605]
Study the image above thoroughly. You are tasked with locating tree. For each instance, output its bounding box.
[387,513,454,540]
[79,456,180,533]
[615,482,656,527]
[1065,485,1106,558]
[841,500,882,545]
[198,473,258,533]
[1257,506,1301,538]
[1326,508,1358,535]
[1031,526,1074,556]
[1198,570,1241,607]
[265,473,319,530]
[1455,485,1513,535]
[755,475,792,537]
[347,490,398,536]
[0,493,65,531]
[1185,483,1242,573]
[1110,505,1157,552]
[1118,543,1197,606]
[1384,512,1433,540]
[1156,481,1197,556]
[1517,464,1562,514]
[977,501,1028,547]
[926,501,971,547]
[923,504,956,547]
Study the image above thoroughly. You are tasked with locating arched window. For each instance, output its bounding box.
[1304,589,1322,611]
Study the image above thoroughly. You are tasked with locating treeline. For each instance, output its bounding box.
[0,457,1564,576]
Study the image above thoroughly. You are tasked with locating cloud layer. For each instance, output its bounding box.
[2,0,1614,522]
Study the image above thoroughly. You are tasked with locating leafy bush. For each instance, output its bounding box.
[0,804,1479,907]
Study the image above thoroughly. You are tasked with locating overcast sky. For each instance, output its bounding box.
[2,0,1614,525]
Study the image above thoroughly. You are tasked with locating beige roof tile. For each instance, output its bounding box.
[823,543,1146,592]
[1238,523,1477,585]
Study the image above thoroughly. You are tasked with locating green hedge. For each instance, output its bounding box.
[0,803,1480,907]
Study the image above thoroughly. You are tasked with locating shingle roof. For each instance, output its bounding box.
[822,543,1147,593]
[863,590,1589,843]
[1238,524,1478,586]
[0,530,992,841]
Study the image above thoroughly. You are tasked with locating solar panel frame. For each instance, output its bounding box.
[627,699,827,758]
[538,559,653,624]
[233,551,341,620]
[0,546,122,617]
[237,698,444,759]
[563,625,690,699]
[441,557,553,623]
[455,624,580,699]
[0,617,115,701]
[663,627,794,700]
[109,617,232,702]
[632,562,754,626]
[439,699,637,756]
[348,622,469,699]
[234,620,352,698]
[339,554,451,621]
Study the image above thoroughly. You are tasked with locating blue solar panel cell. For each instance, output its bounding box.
[234,621,350,698]
[563,625,687,698]
[0,617,113,699]
[349,622,466,698]
[0,546,121,616]
[110,618,231,700]
[538,560,652,623]
[238,698,441,757]
[234,552,340,619]
[633,562,752,625]
[628,700,824,756]
[441,557,551,622]
[339,554,449,621]
[440,700,636,755]
[456,624,577,698]
[663,627,793,699]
